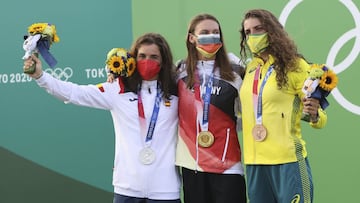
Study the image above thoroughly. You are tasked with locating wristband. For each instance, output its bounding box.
[34,71,43,80]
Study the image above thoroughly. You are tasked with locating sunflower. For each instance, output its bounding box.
[126,57,136,76]
[105,48,136,78]
[28,23,47,35]
[107,55,125,75]
[27,23,60,44]
[319,69,338,91]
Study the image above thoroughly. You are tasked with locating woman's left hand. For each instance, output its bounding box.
[303,97,320,122]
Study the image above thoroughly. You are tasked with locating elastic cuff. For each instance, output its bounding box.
[34,71,43,80]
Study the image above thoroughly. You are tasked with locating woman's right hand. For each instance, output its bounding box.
[23,54,44,79]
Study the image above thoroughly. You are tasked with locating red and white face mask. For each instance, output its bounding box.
[137,59,161,80]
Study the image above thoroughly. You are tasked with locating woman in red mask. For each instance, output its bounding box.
[23,33,181,203]
[176,13,247,203]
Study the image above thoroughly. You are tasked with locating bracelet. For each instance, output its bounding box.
[310,114,319,123]
[34,71,43,80]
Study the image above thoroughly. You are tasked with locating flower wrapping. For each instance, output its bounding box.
[302,64,338,109]
[22,23,60,69]
[105,48,136,78]
[301,64,338,121]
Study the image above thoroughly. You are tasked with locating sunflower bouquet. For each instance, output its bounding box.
[301,64,338,121]
[22,23,60,73]
[105,48,136,80]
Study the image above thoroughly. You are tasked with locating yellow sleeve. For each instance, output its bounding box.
[310,108,327,129]
[286,58,310,97]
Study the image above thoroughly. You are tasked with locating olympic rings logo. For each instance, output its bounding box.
[279,0,360,115]
[44,67,73,81]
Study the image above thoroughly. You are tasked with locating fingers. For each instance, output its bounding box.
[304,104,318,114]
[106,74,115,83]
[23,58,34,66]
[30,54,41,64]
[302,97,320,115]
[23,54,42,70]
[23,60,33,71]
[303,98,319,107]
[23,53,43,77]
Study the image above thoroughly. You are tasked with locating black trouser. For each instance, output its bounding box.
[181,167,247,203]
[113,194,181,203]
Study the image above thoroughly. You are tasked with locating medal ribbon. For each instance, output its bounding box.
[137,82,161,147]
[194,69,214,133]
[252,65,274,124]
[37,38,58,68]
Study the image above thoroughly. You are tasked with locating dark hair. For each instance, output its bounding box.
[185,13,235,88]
[239,9,302,89]
[126,32,177,99]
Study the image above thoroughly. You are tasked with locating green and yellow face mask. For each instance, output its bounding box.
[246,33,269,54]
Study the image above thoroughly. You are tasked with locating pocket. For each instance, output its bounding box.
[221,128,231,162]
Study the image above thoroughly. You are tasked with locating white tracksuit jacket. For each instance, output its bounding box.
[36,72,180,200]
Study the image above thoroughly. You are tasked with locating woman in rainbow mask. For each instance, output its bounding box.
[176,13,247,203]
[239,9,327,203]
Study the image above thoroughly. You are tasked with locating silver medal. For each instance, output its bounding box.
[139,147,156,165]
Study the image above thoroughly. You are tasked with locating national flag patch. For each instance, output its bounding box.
[97,84,105,92]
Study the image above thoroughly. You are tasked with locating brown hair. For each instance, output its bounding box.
[239,9,302,89]
[127,32,176,99]
[185,13,235,88]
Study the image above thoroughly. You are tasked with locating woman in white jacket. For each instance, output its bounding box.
[23,33,181,203]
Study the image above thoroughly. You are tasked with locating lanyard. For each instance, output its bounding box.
[252,65,274,124]
[194,69,214,132]
[137,82,161,146]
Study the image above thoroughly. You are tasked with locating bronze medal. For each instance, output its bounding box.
[198,131,214,147]
[252,124,267,142]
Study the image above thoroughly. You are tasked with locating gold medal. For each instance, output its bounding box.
[198,131,214,147]
[252,124,267,142]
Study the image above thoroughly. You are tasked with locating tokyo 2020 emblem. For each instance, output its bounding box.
[44,67,73,81]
